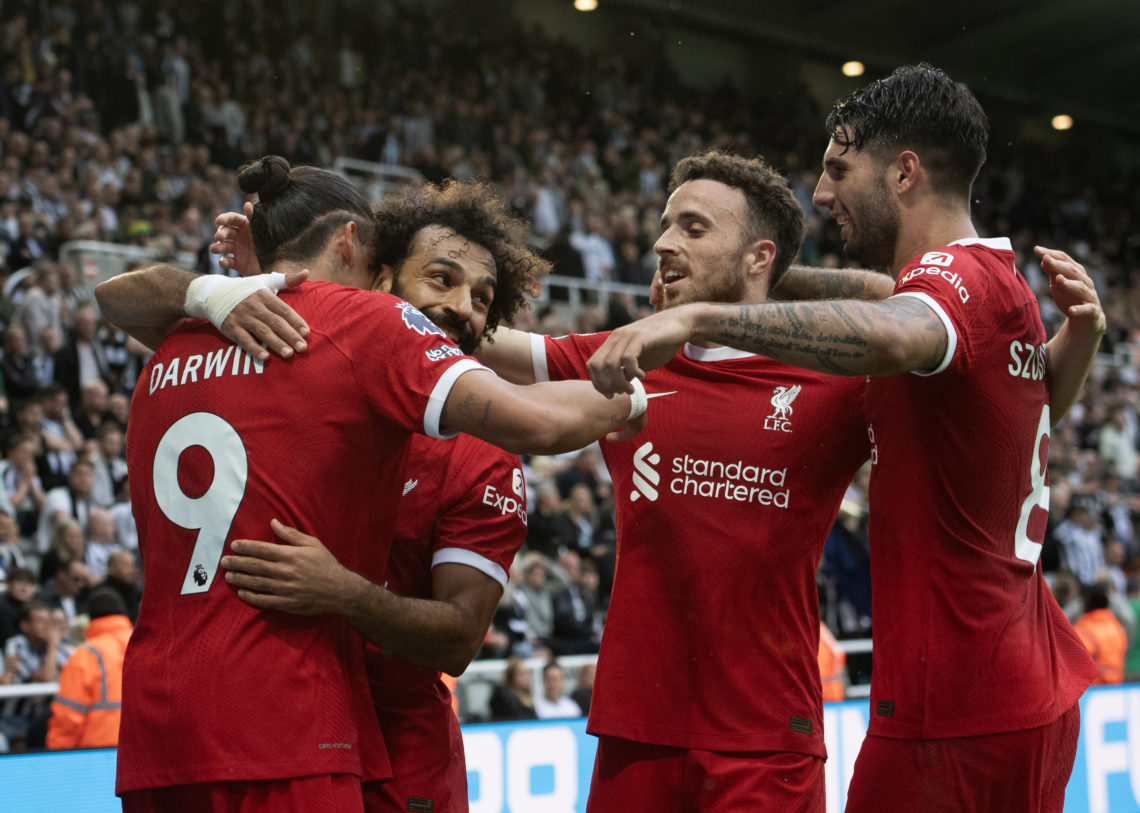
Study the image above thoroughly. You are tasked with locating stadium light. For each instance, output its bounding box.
[1051,114,1074,131]
[842,61,865,77]
[574,0,598,10]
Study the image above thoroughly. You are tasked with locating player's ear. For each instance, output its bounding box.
[338,221,359,266]
[745,239,776,279]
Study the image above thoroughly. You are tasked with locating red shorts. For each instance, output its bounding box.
[363,710,468,813]
[120,774,364,813]
[587,735,825,813]
[845,702,1081,813]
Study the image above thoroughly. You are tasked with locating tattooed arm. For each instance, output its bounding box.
[585,296,948,395]
[771,264,896,302]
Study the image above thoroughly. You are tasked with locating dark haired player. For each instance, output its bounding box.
[98,157,644,813]
[587,66,1104,812]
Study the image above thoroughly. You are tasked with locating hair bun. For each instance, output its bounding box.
[238,155,292,199]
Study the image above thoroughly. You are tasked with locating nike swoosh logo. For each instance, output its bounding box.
[646,391,678,399]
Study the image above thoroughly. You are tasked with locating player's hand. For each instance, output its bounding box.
[219,273,311,361]
[222,519,363,616]
[1037,245,1105,338]
[211,203,259,277]
[587,306,694,395]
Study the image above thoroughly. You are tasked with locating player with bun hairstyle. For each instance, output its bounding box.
[101,157,644,812]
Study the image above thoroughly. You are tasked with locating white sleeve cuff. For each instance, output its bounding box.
[890,291,957,376]
[424,360,494,439]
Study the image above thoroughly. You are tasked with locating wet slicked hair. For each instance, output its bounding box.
[668,150,805,289]
[371,179,550,341]
[238,155,376,270]
[825,63,989,200]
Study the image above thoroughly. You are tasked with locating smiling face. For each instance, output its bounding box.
[653,178,754,310]
[812,134,901,270]
[382,225,497,355]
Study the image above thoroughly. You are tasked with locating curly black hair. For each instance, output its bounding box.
[825,64,989,199]
[669,150,805,290]
[371,179,550,342]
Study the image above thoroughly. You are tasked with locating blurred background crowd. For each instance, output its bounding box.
[0,0,1138,738]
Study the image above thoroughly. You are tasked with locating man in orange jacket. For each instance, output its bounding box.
[1074,581,1127,685]
[47,587,133,749]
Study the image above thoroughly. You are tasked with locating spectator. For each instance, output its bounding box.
[0,600,73,750]
[73,379,110,442]
[88,421,126,508]
[488,656,537,721]
[38,517,84,586]
[16,263,64,355]
[38,555,89,630]
[82,507,124,580]
[47,587,132,750]
[35,455,93,555]
[54,302,111,416]
[0,325,39,402]
[1098,405,1139,487]
[1055,497,1107,588]
[511,555,555,652]
[0,431,45,538]
[0,566,37,646]
[571,662,595,715]
[100,550,140,624]
[0,508,26,575]
[525,483,577,559]
[36,383,83,488]
[1074,581,1127,684]
[533,659,582,719]
[549,550,600,655]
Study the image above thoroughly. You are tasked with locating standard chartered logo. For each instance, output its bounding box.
[628,441,790,507]
[630,442,661,502]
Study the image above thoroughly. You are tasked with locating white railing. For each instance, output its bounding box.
[0,682,58,700]
[454,638,874,721]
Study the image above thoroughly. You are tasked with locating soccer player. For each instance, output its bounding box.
[208,150,1099,813]
[586,66,1104,812]
[220,179,544,813]
[97,157,644,812]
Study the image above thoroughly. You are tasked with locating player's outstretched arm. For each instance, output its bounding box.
[585,296,948,395]
[442,370,646,454]
[94,264,310,359]
[771,264,896,302]
[1039,245,1106,420]
[476,326,541,384]
[223,521,503,676]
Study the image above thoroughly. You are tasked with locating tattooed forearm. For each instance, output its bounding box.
[694,296,948,376]
[773,265,895,303]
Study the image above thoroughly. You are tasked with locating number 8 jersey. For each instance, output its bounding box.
[863,238,1098,741]
[117,282,487,794]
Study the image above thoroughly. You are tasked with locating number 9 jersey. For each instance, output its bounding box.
[116,282,487,795]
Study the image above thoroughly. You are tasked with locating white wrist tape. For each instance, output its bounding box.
[184,272,288,329]
[627,377,648,421]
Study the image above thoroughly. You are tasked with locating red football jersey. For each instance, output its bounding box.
[117,282,487,792]
[366,433,526,809]
[537,333,869,755]
[863,238,1097,740]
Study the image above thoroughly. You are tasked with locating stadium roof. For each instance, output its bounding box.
[609,0,1140,138]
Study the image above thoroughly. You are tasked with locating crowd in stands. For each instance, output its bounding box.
[0,0,1138,734]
